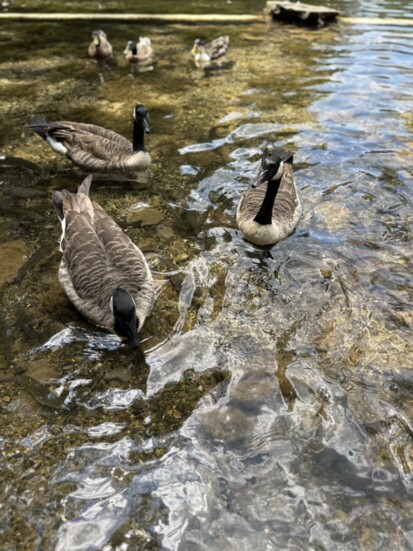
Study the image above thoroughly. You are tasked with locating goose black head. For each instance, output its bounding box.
[133,104,150,134]
[251,148,293,188]
[112,287,140,350]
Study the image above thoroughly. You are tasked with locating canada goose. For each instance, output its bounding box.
[236,148,301,246]
[27,104,151,172]
[88,30,113,62]
[124,37,154,64]
[191,36,229,67]
[52,174,154,349]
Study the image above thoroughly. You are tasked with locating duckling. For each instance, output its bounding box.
[27,104,151,173]
[52,174,154,349]
[236,148,301,246]
[124,37,154,64]
[88,30,113,63]
[191,36,229,67]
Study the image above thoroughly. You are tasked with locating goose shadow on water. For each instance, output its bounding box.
[195,59,236,77]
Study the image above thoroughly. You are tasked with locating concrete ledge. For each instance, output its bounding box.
[0,12,262,23]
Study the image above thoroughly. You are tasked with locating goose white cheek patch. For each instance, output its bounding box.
[46,135,68,156]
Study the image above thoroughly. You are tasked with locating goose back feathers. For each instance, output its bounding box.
[236,148,301,246]
[28,104,151,172]
[53,175,154,348]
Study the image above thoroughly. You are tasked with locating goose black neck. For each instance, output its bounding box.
[132,119,145,152]
[253,179,281,226]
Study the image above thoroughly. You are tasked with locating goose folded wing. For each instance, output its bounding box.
[238,185,267,219]
[66,135,133,169]
[59,122,132,148]
[273,165,300,220]
[63,212,109,301]
[92,203,153,291]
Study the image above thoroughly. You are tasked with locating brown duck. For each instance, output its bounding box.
[88,30,113,62]
[191,36,229,67]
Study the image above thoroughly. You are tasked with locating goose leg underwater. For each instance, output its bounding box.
[236,148,302,246]
[52,174,155,350]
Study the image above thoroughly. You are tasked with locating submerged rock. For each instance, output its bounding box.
[126,207,165,226]
[0,240,31,286]
[26,358,58,383]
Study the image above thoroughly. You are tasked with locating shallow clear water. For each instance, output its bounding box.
[0,1,413,550]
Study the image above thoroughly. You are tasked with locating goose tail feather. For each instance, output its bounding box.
[52,190,67,222]
[27,118,49,140]
[27,119,72,139]
[78,174,93,196]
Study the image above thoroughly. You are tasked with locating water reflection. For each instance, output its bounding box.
[0,2,413,550]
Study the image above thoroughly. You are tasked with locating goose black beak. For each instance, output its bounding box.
[143,117,151,134]
[129,335,141,350]
[251,169,269,189]
[126,322,141,350]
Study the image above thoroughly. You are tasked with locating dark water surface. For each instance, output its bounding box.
[0,1,413,550]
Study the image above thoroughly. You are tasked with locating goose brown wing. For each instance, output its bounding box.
[272,162,300,222]
[62,211,109,304]
[51,121,133,169]
[58,122,131,148]
[66,137,133,169]
[92,203,153,296]
[237,184,267,222]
